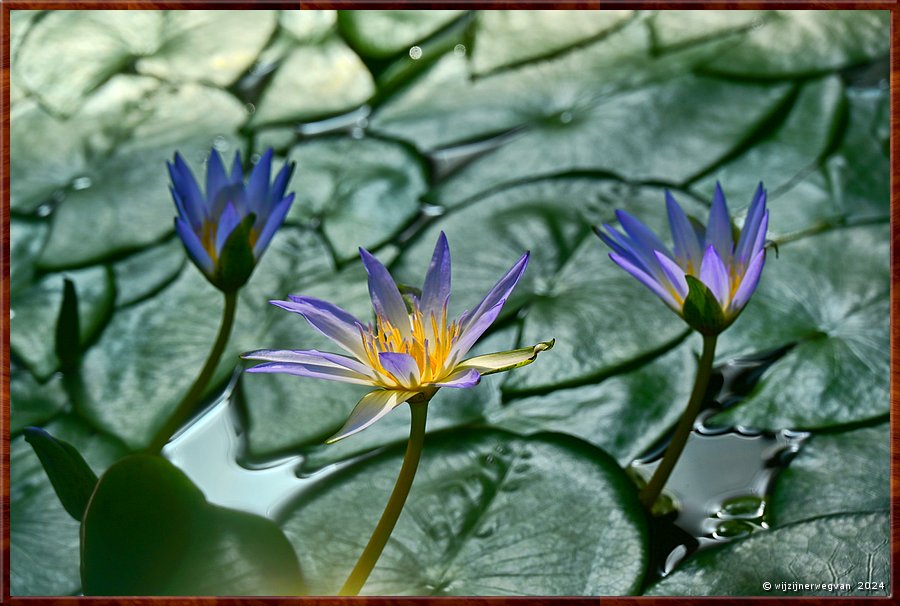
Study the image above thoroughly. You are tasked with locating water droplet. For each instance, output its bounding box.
[409,46,423,60]
[453,44,466,57]
[513,463,531,474]
[559,111,573,124]
[351,126,364,139]
[245,103,256,115]
[519,450,533,460]
[212,136,229,152]
[474,520,497,538]
[481,454,495,466]
[356,117,369,129]
[712,520,755,540]
[72,176,92,190]
[718,495,764,520]
[36,202,54,217]
[421,203,445,217]
[250,153,261,164]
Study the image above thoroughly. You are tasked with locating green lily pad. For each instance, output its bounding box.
[112,237,186,307]
[10,415,127,596]
[472,10,632,75]
[281,10,337,42]
[693,75,843,198]
[488,339,696,465]
[15,10,163,115]
[38,84,247,269]
[82,454,305,596]
[650,10,772,51]
[285,137,427,262]
[250,37,374,127]
[10,218,47,291]
[647,512,889,596]
[10,367,69,435]
[433,74,792,206]
[79,228,333,449]
[712,225,889,430]
[282,430,647,595]
[136,11,276,86]
[339,10,464,58]
[10,265,115,380]
[771,423,888,527]
[703,11,889,78]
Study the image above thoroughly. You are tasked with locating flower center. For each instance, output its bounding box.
[360,305,462,388]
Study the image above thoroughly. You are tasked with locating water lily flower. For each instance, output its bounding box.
[595,183,768,335]
[169,148,294,292]
[243,233,553,442]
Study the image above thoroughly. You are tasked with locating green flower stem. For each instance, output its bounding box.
[147,289,238,454]
[339,399,430,596]
[640,333,718,509]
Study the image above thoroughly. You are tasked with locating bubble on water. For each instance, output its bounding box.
[213,136,230,152]
[245,103,256,115]
[72,176,92,190]
[559,111,573,124]
[409,46,423,60]
[453,44,466,57]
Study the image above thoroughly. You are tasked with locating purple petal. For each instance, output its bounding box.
[245,362,375,386]
[214,202,242,255]
[241,348,374,377]
[751,210,769,259]
[420,232,451,319]
[206,149,229,202]
[730,249,766,312]
[734,183,766,267]
[359,247,410,335]
[253,194,293,259]
[433,368,481,389]
[170,186,202,231]
[452,301,504,362]
[706,183,734,262]
[174,218,214,275]
[270,161,295,204]
[230,152,244,185]
[460,252,529,337]
[653,251,689,301]
[616,209,672,263]
[609,252,679,311]
[379,352,421,387]
[326,389,417,443]
[666,191,703,270]
[247,149,274,214]
[168,154,206,222]
[699,245,730,309]
[274,296,368,360]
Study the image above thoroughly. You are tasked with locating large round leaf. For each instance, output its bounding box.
[433,74,792,206]
[136,11,276,86]
[82,455,304,596]
[647,512,889,596]
[112,237,185,307]
[282,430,647,596]
[703,11,889,78]
[650,10,771,51]
[471,10,632,75]
[10,416,126,596]
[250,37,374,127]
[15,10,163,115]
[10,366,69,435]
[711,225,889,430]
[488,339,696,465]
[771,422,888,527]
[285,137,427,262]
[339,10,463,58]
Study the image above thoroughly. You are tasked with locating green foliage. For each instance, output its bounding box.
[9,9,889,598]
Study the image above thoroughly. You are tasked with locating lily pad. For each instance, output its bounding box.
[280,10,337,42]
[488,339,696,465]
[693,75,843,198]
[136,11,277,86]
[286,137,427,262]
[10,265,115,380]
[10,367,69,435]
[112,237,186,307]
[712,225,889,430]
[650,10,771,51]
[10,415,127,596]
[38,84,247,269]
[703,11,889,78]
[282,430,647,595]
[15,10,163,115]
[79,228,333,449]
[82,454,304,596]
[339,10,464,58]
[771,423,889,526]
[250,37,374,127]
[433,74,792,206]
[472,10,632,75]
[647,512,889,596]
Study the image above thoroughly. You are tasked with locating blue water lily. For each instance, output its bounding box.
[169,148,294,292]
[596,183,769,334]
[243,233,553,442]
